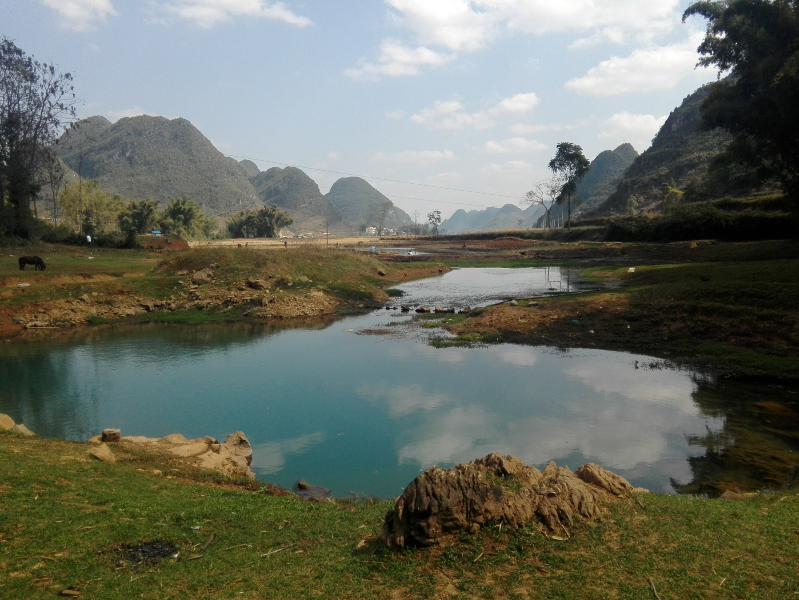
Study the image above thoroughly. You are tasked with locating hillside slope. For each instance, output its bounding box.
[588,84,731,216]
[326,177,412,231]
[57,116,261,218]
[574,143,638,211]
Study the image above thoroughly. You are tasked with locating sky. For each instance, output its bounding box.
[3,0,719,220]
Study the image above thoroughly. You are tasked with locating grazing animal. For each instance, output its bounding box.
[19,256,46,271]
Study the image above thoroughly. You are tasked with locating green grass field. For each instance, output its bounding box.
[1,431,798,599]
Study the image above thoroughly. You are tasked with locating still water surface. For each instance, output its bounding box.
[1,268,796,497]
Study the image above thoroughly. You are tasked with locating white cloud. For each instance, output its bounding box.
[492,92,540,115]
[345,40,454,81]
[386,110,407,119]
[161,0,312,29]
[478,160,532,174]
[565,32,709,96]
[105,106,147,122]
[484,136,547,154]
[39,0,117,32]
[598,112,667,151]
[349,0,684,77]
[411,93,539,130]
[387,0,680,49]
[386,0,502,52]
[373,149,455,164]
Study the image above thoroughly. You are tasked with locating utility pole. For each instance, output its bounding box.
[326,220,329,247]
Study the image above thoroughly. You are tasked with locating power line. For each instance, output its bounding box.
[226,154,524,204]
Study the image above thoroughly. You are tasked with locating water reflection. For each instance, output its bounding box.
[0,276,796,497]
[673,376,799,495]
[394,266,590,308]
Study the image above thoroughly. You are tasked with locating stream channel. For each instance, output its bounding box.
[1,266,797,498]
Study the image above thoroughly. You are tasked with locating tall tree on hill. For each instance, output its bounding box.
[548,143,590,232]
[684,0,799,207]
[0,38,77,238]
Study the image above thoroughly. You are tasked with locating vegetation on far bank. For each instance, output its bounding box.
[1,430,798,600]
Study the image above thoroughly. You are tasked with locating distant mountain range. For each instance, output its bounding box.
[57,116,261,218]
[56,115,420,233]
[441,203,544,234]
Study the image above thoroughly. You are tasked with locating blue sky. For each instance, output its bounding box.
[4,0,718,219]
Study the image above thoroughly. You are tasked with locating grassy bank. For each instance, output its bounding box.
[1,431,798,599]
[0,245,442,333]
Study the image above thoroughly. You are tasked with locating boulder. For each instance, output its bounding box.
[88,443,116,464]
[101,429,121,443]
[162,433,189,445]
[246,278,269,290]
[293,480,333,501]
[381,453,633,548]
[191,268,214,285]
[223,431,253,466]
[415,307,429,313]
[377,269,387,277]
[0,413,14,431]
[197,443,255,479]
[400,305,410,312]
[12,423,35,437]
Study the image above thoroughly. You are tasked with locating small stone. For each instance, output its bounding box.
[191,268,214,286]
[88,443,116,464]
[175,270,188,276]
[162,433,189,445]
[79,294,90,303]
[377,269,386,277]
[101,429,121,443]
[400,305,410,312]
[88,435,102,444]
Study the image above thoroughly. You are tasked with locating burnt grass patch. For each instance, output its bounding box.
[108,540,181,570]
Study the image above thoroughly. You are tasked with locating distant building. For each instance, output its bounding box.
[365,226,377,236]
[150,230,162,236]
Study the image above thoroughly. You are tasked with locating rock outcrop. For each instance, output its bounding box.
[382,453,634,548]
[0,413,36,436]
[90,428,257,480]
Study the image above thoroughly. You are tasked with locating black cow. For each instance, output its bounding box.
[18,256,46,271]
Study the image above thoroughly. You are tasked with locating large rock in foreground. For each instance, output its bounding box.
[382,453,633,548]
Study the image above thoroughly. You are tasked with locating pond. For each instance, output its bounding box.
[1,268,797,498]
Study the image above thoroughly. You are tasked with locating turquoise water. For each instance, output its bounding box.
[1,268,795,497]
